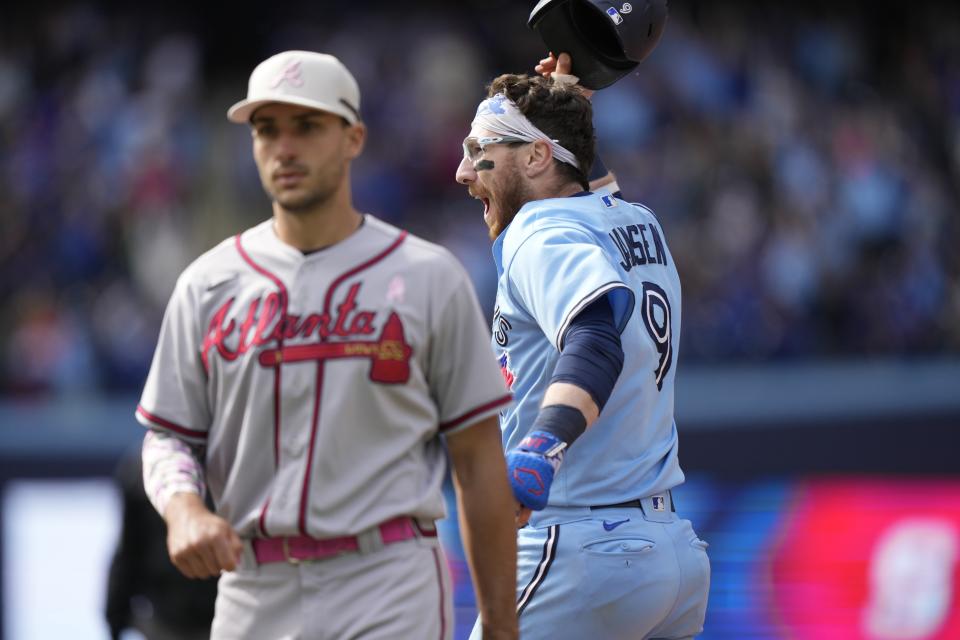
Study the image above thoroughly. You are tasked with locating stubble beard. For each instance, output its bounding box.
[487,170,532,240]
[270,163,344,214]
[274,186,333,213]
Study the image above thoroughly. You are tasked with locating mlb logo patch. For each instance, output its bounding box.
[652,495,665,511]
[600,195,618,208]
[606,7,624,24]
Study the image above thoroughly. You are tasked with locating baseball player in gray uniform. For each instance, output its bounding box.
[136,50,519,640]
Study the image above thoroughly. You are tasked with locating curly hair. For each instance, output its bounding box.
[487,74,595,190]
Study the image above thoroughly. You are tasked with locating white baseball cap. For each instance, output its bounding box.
[227,50,361,124]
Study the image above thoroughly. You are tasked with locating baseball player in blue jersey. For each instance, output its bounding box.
[456,52,710,639]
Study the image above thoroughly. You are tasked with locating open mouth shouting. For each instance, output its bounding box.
[469,187,493,219]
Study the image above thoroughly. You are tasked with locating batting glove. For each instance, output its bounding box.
[506,430,567,511]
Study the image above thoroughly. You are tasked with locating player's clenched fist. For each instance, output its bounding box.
[164,492,243,579]
[505,431,566,511]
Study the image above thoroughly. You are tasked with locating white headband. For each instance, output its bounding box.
[471,93,581,171]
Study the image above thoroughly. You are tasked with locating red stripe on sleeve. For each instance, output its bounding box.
[438,394,512,432]
[136,405,208,440]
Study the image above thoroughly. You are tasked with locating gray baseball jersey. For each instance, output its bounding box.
[136,215,511,539]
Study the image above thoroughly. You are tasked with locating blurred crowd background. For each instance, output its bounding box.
[3,2,960,639]
[1,0,958,396]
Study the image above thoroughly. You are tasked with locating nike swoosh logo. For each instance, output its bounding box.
[602,518,630,531]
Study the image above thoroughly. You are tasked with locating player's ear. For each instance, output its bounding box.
[524,139,553,177]
[344,122,366,159]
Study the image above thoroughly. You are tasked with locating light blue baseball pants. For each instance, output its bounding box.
[472,493,710,639]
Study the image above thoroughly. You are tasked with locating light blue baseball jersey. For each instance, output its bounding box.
[492,191,684,506]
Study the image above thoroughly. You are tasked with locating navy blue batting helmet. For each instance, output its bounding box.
[528,0,668,90]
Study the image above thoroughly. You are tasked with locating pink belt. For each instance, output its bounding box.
[251,516,434,564]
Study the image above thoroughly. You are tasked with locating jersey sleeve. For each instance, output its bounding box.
[135,273,212,443]
[428,260,512,435]
[506,225,635,351]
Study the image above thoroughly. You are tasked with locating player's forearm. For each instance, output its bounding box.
[142,429,206,518]
[541,382,599,427]
[459,515,518,638]
[456,481,518,637]
[447,419,519,638]
[162,491,211,524]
